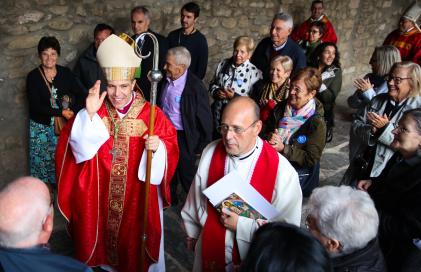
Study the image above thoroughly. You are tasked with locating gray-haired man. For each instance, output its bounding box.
[251,12,307,78]
[158,46,212,205]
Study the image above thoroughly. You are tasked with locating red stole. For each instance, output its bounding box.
[201,140,279,271]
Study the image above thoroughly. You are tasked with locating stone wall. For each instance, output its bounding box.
[283,0,413,99]
[0,0,415,185]
[0,0,279,184]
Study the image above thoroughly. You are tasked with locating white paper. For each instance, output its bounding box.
[202,171,280,220]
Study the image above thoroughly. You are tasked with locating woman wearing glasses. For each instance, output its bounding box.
[342,61,421,186]
[298,21,326,65]
[357,108,421,271]
[262,67,326,197]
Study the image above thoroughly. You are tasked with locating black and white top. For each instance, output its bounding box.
[209,59,262,96]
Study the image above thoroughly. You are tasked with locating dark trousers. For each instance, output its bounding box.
[171,130,198,205]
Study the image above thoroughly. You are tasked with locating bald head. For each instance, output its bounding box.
[0,177,52,248]
[220,97,262,156]
[223,96,260,121]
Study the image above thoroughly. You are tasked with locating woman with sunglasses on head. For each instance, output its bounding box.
[262,67,326,197]
[342,61,421,186]
[357,108,421,271]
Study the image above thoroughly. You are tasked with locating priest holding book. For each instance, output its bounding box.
[181,96,302,271]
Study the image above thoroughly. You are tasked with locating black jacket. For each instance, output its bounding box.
[369,154,421,270]
[27,65,85,125]
[133,30,168,101]
[158,72,212,154]
[73,43,105,92]
[332,239,386,272]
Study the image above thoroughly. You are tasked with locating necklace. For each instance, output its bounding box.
[105,96,136,162]
[42,67,57,82]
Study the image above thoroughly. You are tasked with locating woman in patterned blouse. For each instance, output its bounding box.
[209,36,262,138]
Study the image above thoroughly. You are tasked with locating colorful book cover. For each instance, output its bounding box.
[217,193,266,220]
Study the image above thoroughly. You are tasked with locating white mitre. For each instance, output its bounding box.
[96,33,142,81]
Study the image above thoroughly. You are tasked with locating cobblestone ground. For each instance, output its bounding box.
[50,96,353,271]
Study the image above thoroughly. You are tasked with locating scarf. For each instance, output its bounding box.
[259,79,290,106]
[278,98,316,143]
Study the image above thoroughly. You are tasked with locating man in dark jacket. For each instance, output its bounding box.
[131,6,169,101]
[159,46,212,205]
[0,177,91,272]
[306,185,386,272]
[73,23,113,92]
[251,12,306,79]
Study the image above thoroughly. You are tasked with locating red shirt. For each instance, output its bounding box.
[291,15,338,44]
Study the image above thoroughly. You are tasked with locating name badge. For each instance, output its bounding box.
[235,78,243,87]
[175,95,182,103]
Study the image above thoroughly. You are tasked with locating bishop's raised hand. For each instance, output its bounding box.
[86,80,107,119]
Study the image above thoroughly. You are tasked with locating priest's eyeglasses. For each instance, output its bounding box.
[385,75,412,85]
[217,120,258,134]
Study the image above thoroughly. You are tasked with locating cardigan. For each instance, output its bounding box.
[26,65,85,125]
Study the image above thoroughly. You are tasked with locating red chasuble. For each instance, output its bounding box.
[291,15,338,44]
[201,140,279,271]
[56,92,178,272]
[384,28,421,65]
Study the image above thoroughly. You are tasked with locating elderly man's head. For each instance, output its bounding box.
[270,13,293,47]
[306,185,379,256]
[131,6,151,36]
[0,177,53,248]
[219,97,262,156]
[164,46,191,80]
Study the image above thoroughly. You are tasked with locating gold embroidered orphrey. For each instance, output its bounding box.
[102,94,147,264]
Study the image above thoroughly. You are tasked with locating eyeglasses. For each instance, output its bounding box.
[393,123,418,134]
[385,75,412,85]
[217,120,258,134]
[309,30,320,34]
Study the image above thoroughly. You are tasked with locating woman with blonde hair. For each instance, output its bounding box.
[348,45,401,110]
[209,35,262,138]
[250,55,293,123]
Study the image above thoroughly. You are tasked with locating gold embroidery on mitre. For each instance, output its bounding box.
[102,67,136,81]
